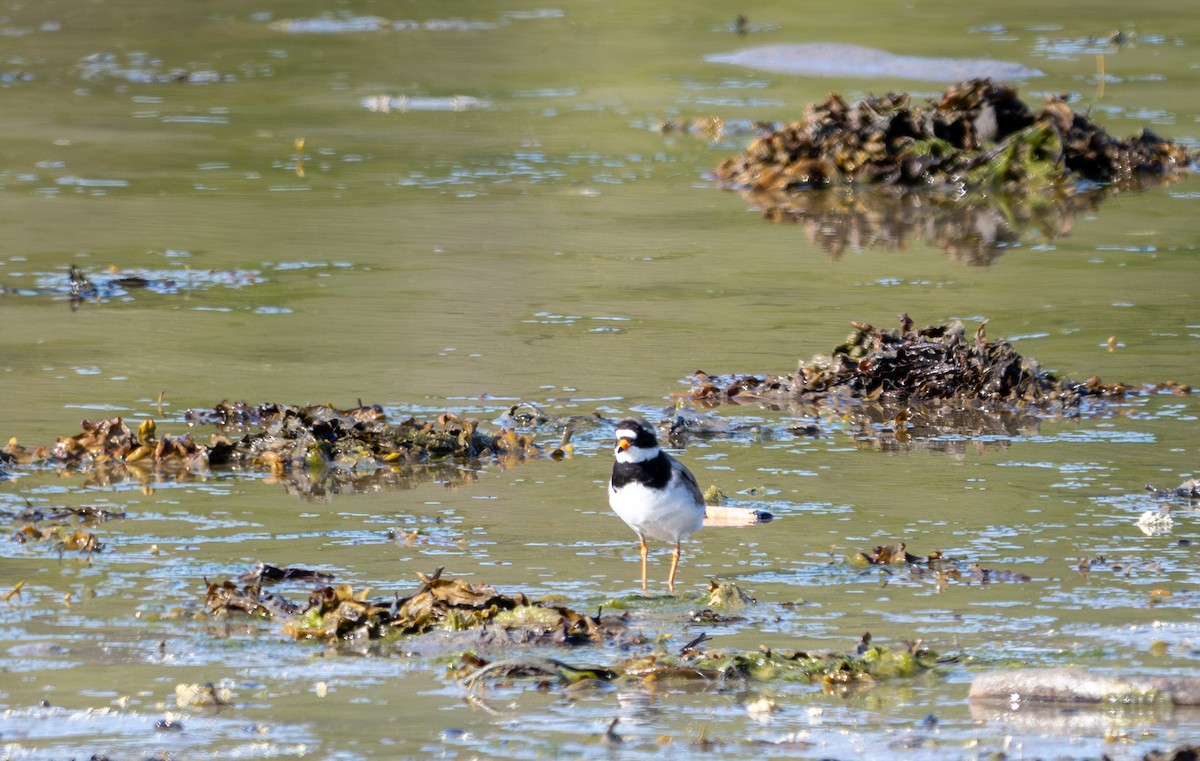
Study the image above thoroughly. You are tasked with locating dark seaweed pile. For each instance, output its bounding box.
[714,79,1195,194]
[0,403,555,490]
[690,315,1190,409]
[207,566,618,643]
[206,565,946,688]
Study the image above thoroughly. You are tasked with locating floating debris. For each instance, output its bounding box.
[237,562,333,586]
[707,43,1043,82]
[361,95,488,113]
[857,542,922,566]
[703,505,773,527]
[854,543,1032,585]
[1137,509,1174,536]
[1146,478,1200,501]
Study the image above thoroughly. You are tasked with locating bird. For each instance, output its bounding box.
[608,418,706,592]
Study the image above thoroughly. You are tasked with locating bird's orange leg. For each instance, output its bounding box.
[668,541,682,592]
[639,537,649,592]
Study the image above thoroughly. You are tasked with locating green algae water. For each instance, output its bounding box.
[1,1,1199,758]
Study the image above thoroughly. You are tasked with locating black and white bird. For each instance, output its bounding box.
[608,418,706,592]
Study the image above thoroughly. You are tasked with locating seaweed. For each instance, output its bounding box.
[714,79,1194,196]
[855,542,1032,586]
[1,402,564,493]
[710,79,1196,261]
[458,632,946,693]
[205,567,623,644]
[4,501,119,556]
[202,565,949,692]
[689,315,1191,411]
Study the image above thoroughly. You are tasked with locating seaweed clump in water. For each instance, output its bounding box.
[690,315,1191,410]
[458,631,947,694]
[713,78,1194,195]
[206,566,621,643]
[0,403,554,484]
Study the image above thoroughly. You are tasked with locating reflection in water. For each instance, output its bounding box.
[968,700,1181,736]
[729,185,1108,264]
[15,456,491,502]
[847,401,1042,454]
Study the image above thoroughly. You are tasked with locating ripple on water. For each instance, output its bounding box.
[0,703,321,758]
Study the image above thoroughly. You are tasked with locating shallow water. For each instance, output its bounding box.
[1,1,1199,759]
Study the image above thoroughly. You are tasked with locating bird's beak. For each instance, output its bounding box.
[616,438,631,451]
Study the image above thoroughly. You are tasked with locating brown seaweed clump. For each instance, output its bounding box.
[854,541,1032,587]
[713,79,1195,195]
[206,566,621,644]
[689,315,1191,411]
[5,503,123,557]
[458,631,947,694]
[0,403,558,491]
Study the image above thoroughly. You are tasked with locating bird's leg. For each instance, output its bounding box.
[668,541,682,592]
[638,537,649,592]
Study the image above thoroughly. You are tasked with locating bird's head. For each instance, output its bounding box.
[614,418,660,463]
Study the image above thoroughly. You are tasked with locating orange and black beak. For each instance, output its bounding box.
[616,437,631,451]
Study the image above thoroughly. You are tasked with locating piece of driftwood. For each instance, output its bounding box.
[969,667,1200,705]
[703,505,774,527]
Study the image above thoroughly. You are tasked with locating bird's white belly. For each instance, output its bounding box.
[608,481,704,543]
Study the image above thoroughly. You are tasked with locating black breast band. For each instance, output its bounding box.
[611,452,673,490]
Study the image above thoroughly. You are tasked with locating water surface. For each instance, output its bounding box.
[1,1,1199,759]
